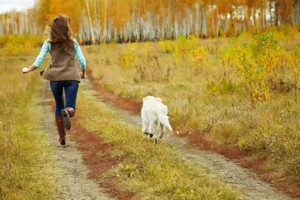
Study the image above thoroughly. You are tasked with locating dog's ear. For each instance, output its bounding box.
[155,97,163,102]
[143,96,150,102]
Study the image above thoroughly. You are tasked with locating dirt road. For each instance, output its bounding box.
[35,77,293,200]
[38,82,114,200]
[80,77,292,200]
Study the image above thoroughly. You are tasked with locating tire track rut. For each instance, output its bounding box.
[38,82,114,200]
[81,77,292,200]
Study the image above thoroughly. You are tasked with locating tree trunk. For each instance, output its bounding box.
[19,13,23,35]
[103,0,108,43]
[93,0,101,43]
[25,14,29,34]
[195,3,200,37]
[293,0,300,26]
[200,5,208,37]
[85,0,95,44]
[132,0,136,41]
[273,2,278,26]
[0,21,3,36]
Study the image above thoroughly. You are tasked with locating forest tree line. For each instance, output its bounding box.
[0,0,300,44]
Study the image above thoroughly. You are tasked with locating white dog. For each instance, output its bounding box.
[141,96,173,143]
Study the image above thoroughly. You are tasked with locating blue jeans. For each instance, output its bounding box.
[50,81,79,117]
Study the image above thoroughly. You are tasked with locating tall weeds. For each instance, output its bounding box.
[86,32,300,182]
[0,56,58,200]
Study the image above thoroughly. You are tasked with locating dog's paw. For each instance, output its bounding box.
[154,138,158,144]
[149,133,154,138]
[144,132,149,136]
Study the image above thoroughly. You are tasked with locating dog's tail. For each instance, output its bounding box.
[158,114,173,132]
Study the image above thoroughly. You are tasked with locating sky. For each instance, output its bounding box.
[0,0,35,14]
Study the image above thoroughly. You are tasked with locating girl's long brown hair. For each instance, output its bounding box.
[49,14,74,50]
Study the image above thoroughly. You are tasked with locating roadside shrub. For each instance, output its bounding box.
[0,35,45,55]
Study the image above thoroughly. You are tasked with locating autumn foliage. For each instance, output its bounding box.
[1,0,300,43]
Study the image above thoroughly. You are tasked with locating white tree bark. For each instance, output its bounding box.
[20,13,23,35]
[0,21,3,36]
[25,13,29,34]
[195,3,200,37]
[293,0,300,26]
[200,5,208,36]
[132,0,136,41]
[93,0,101,43]
[85,0,95,44]
[103,0,109,42]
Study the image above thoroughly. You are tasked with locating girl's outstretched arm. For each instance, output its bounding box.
[73,39,86,79]
[22,40,50,74]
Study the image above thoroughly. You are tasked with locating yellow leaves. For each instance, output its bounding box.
[291,45,300,76]
[86,45,100,54]
[220,46,240,71]
[279,49,293,69]
[158,40,174,54]
[293,68,298,75]
[144,42,155,52]
[192,47,208,70]
[173,35,198,59]
[118,47,137,68]
[38,0,51,28]
[217,41,275,104]
[140,42,156,61]
[251,82,271,102]
[0,35,44,56]
[129,42,140,50]
[48,0,83,33]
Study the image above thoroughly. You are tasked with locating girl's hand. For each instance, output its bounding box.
[81,70,86,79]
[22,65,38,74]
[22,67,30,74]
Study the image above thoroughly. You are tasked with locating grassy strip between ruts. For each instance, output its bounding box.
[76,89,246,200]
[0,57,58,200]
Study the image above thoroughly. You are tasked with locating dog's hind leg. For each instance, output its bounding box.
[148,119,156,139]
[154,137,158,144]
[142,120,149,136]
[159,123,165,139]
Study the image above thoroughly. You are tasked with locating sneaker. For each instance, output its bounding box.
[61,109,71,130]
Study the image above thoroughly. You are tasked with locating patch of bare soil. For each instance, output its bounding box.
[69,124,138,200]
[85,68,298,200]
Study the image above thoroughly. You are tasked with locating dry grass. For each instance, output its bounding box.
[76,89,245,200]
[0,56,58,200]
[0,35,45,55]
[84,36,300,184]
